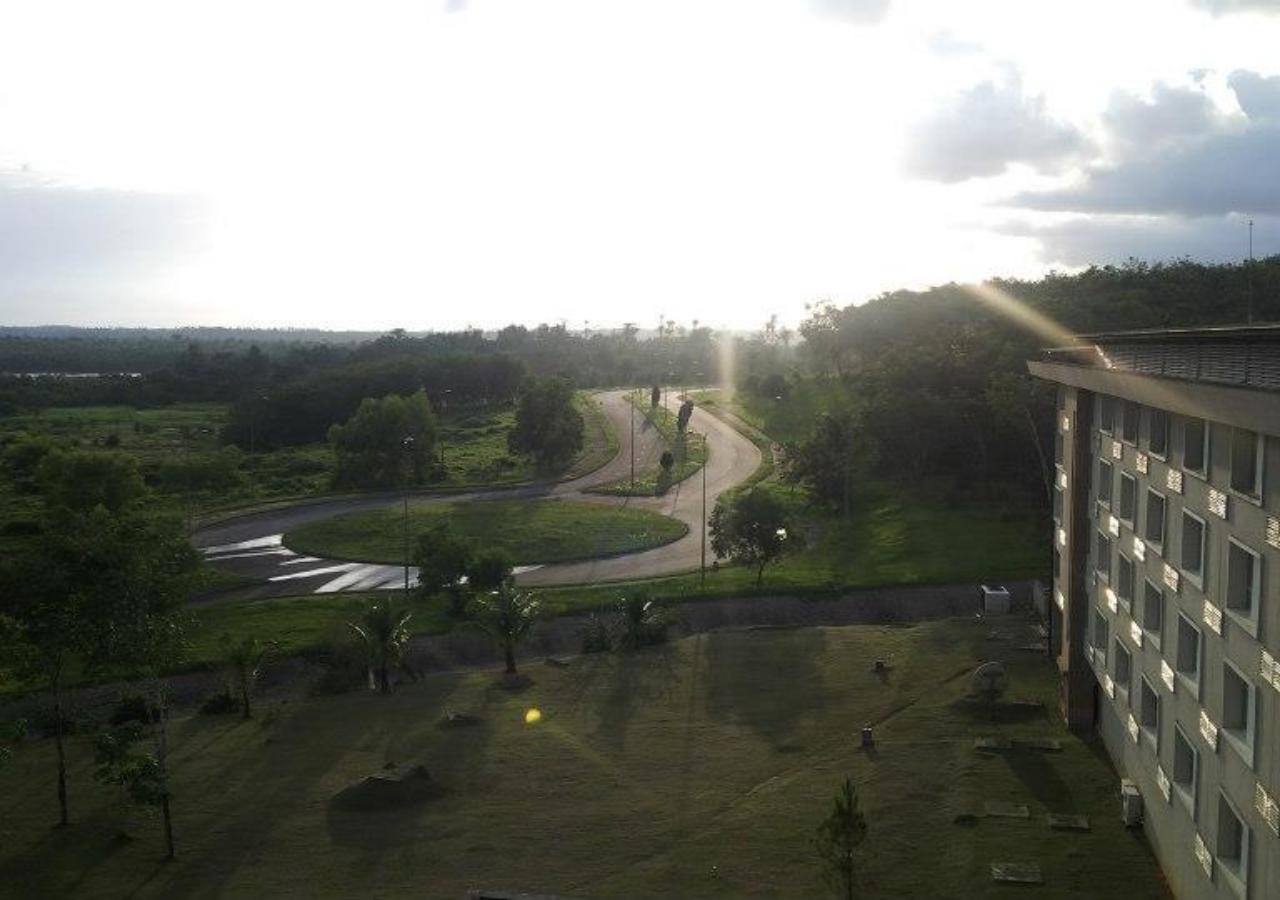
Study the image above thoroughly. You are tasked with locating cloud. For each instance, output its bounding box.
[0,180,206,323]
[808,0,891,25]
[1003,214,1272,267]
[1228,69,1280,120]
[1102,83,1223,150]
[904,78,1092,183]
[1190,0,1280,15]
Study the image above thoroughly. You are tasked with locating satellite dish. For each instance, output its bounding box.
[971,661,1008,699]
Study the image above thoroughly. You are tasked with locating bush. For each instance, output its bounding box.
[617,593,672,650]
[581,613,614,654]
[110,694,159,726]
[198,691,238,716]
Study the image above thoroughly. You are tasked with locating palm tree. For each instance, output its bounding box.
[219,634,278,719]
[472,587,539,675]
[348,600,414,694]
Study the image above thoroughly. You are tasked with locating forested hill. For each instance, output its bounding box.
[788,257,1280,512]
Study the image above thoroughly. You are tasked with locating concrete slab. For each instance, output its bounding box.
[983,801,1030,819]
[1046,813,1090,831]
[990,862,1043,884]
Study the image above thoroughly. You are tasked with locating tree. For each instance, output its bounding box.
[651,384,661,408]
[815,778,867,900]
[507,376,584,470]
[77,506,202,860]
[617,592,671,649]
[659,450,675,475]
[472,586,539,675]
[37,450,146,513]
[328,389,437,489]
[413,525,474,617]
[676,399,694,433]
[468,548,513,595]
[348,600,414,694]
[786,411,869,516]
[709,487,805,587]
[219,635,278,719]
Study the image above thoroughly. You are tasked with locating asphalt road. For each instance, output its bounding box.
[193,390,761,596]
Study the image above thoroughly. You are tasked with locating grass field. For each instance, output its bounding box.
[0,618,1167,898]
[283,498,688,566]
[589,391,706,497]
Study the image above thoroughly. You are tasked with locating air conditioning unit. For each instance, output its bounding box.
[981,585,1011,615]
[1120,779,1143,827]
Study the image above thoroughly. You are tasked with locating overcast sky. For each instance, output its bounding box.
[1,0,1278,330]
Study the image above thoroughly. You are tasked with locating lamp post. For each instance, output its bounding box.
[630,387,636,489]
[698,429,708,586]
[401,435,415,597]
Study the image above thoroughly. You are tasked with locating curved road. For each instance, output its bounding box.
[194,390,761,596]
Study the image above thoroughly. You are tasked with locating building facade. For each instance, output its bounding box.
[1029,326,1280,899]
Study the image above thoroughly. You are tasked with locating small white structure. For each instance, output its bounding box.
[1120,779,1144,827]
[981,584,1011,615]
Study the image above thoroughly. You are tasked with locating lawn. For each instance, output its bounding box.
[283,498,688,566]
[0,618,1167,898]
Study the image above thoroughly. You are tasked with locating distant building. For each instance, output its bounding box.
[1030,325,1280,899]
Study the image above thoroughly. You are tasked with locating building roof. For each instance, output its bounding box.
[1038,322,1280,392]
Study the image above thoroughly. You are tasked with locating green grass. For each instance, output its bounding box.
[0,619,1167,898]
[283,498,688,566]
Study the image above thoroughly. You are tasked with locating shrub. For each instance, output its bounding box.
[617,593,672,650]
[109,694,159,726]
[581,613,614,654]
[199,691,238,716]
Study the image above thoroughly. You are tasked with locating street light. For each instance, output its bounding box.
[401,435,415,597]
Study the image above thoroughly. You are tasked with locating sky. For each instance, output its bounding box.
[1,0,1278,331]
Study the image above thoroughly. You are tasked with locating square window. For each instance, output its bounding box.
[1098,396,1115,434]
[1226,539,1261,628]
[1139,677,1160,745]
[1176,613,1201,692]
[1122,401,1140,444]
[1172,725,1198,814]
[1149,409,1169,458]
[1119,473,1137,523]
[1215,794,1249,886]
[1184,417,1208,476]
[1113,639,1132,697]
[1230,427,1262,500]
[1096,530,1112,580]
[1117,555,1135,609]
[1098,459,1113,505]
[1181,511,1206,582]
[1145,490,1166,545]
[1222,663,1256,766]
[1141,580,1164,644]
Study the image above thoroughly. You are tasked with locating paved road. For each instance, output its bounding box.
[194,390,761,596]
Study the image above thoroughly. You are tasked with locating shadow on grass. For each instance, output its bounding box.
[562,644,680,750]
[704,628,828,748]
[1001,749,1077,813]
[950,698,1047,725]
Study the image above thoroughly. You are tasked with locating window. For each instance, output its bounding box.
[1225,539,1261,631]
[1055,430,1063,464]
[1215,794,1249,888]
[1221,662,1256,766]
[1181,511,1206,583]
[1098,459,1113,505]
[1229,427,1262,500]
[1141,580,1164,645]
[1113,638,1132,699]
[1119,473,1137,523]
[1092,606,1110,656]
[1172,725,1198,815]
[1149,408,1169,458]
[1122,400,1140,444]
[1144,489,1166,546]
[1098,396,1115,434]
[1139,676,1160,748]
[1175,613,1202,694]
[1053,486,1063,522]
[1183,417,1208,476]
[1117,555,1135,609]
[1095,530,1112,581]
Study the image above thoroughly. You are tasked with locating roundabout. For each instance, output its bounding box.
[194,389,762,593]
